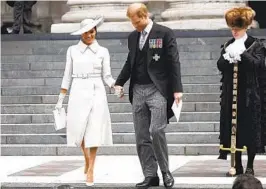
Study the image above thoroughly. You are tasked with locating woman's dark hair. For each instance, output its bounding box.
[94,26,97,36]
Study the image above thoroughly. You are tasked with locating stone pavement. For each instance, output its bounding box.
[1,155,266,188]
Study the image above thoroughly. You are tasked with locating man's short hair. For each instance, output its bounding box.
[127,4,148,18]
[232,174,263,189]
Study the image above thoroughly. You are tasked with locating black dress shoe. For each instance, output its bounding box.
[245,168,254,175]
[162,171,174,188]
[225,166,244,177]
[136,176,159,188]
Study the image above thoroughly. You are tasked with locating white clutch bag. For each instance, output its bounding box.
[53,108,66,131]
[171,100,182,122]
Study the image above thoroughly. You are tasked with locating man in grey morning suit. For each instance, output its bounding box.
[114,3,183,188]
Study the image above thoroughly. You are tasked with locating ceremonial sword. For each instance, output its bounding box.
[220,61,247,176]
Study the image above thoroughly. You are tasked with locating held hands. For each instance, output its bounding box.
[55,93,66,110]
[114,85,124,98]
[174,92,183,104]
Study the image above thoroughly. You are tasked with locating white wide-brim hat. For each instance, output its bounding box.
[71,16,104,35]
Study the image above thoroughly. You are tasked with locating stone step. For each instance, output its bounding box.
[1,51,218,64]
[1,122,219,134]
[1,60,218,70]
[1,84,220,96]
[0,37,232,47]
[0,183,240,189]
[1,102,220,114]
[4,35,261,46]
[2,36,264,56]
[1,143,220,155]
[1,93,220,104]
[1,68,220,80]
[1,112,220,124]
[1,132,219,145]
[5,35,262,55]
[1,40,224,55]
[1,75,221,86]
[0,183,236,189]
[1,86,112,95]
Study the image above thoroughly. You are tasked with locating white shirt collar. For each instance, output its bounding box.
[142,19,153,35]
[235,33,248,43]
[77,40,100,54]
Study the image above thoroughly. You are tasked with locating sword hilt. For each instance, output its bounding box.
[219,145,247,153]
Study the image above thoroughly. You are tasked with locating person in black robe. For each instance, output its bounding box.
[217,7,266,176]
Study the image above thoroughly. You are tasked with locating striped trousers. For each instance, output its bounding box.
[132,83,169,177]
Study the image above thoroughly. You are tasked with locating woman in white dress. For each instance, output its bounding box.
[55,16,115,186]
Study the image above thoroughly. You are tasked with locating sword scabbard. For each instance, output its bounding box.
[220,63,247,174]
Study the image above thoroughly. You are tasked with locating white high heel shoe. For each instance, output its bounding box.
[85,171,94,186]
[85,182,94,186]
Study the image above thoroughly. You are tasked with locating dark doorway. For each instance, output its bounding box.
[248,1,266,28]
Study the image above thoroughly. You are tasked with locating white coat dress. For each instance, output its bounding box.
[61,40,115,148]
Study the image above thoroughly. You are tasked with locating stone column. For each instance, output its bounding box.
[51,0,147,33]
[1,2,13,25]
[50,1,70,24]
[33,1,53,33]
[146,1,167,22]
[160,0,247,29]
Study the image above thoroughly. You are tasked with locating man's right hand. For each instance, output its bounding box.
[114,85,124,98]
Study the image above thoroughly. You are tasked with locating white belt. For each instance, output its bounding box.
[72,74,101,79]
